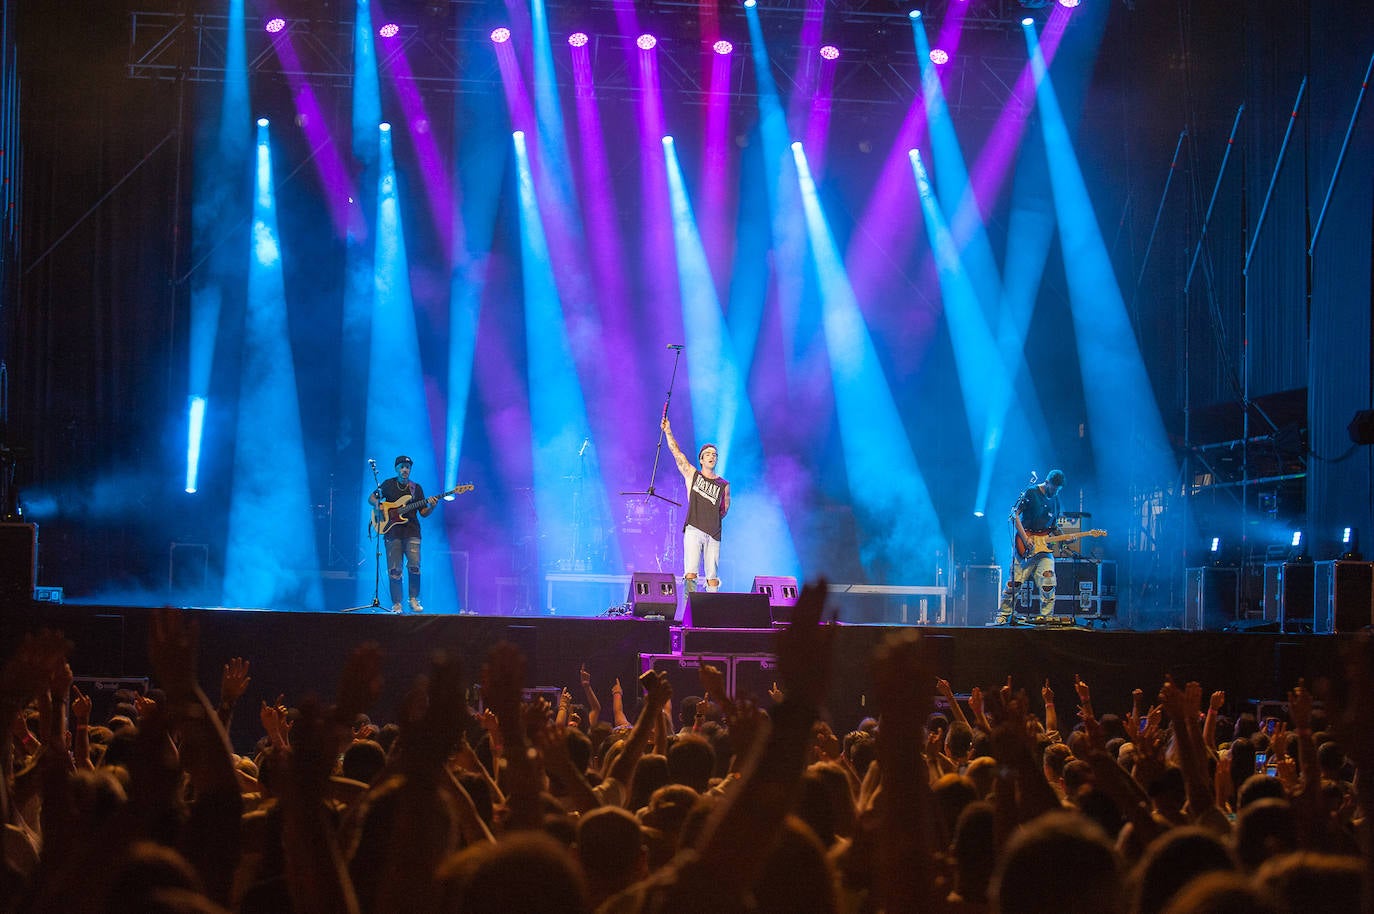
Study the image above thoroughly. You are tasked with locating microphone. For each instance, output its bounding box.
[666,343,684,350]
[368,458,377,467]
[1030,471,1038,483]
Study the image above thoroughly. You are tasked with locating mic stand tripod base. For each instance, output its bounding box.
[339,598,383,613]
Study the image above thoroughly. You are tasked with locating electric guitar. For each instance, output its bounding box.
[1014,527,1106,559]
[372,483,475,535]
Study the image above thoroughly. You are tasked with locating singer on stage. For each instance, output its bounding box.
[661,418,730,593]
[368,455,437,614]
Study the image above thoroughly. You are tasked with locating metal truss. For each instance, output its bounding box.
[127,2,1042,115]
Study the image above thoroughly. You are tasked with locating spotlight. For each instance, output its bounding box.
[1290,530,1302,548]
[637,33,657,50]
[1341,527,1363,561]
[819,45,840,60]
[909,9,922,18]
[379,122,391,132]
[378,22,399,38]
[713,39,734,55]
[790,140,803,151]
[568,32,589,47]
[1210,536,1221,553]
[264,17,286,33]
[973,510,985,518]
[490,27,511,43]
[513,130,525,141]
[1021,17,1034,26]
[662,135,674,146]
[929,48,950,65]
[1058,0,1081,6]
[257,117,269,127]
[744,0,757,7]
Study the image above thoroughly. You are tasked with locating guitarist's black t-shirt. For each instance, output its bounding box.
[1016,484,1059,534]
[379,477,427,540]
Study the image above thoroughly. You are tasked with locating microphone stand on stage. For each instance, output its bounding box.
[341,459,385,613]
[621,344,685,511]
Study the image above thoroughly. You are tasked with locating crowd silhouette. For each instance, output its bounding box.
[1,580,1370,914]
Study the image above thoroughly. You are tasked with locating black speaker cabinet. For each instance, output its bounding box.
[1185,567,1239,630]
[955,565,1002,626]
[686,591,773,629]
[1313,560,1374,633]
[1277,562,1315,633]
[628,572,678,619]
[0,523,37,607]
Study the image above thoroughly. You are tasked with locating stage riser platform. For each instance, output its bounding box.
[5,603,1356,754]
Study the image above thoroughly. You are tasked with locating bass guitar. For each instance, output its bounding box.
[1014,527,1106,559]
[372,483,475,535]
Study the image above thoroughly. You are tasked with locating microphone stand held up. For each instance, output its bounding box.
[621,344,686,509]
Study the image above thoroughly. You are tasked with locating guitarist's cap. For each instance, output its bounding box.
[394,455,413,468]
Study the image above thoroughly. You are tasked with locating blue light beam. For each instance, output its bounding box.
[223,123,325,610]
[794,142,945,575]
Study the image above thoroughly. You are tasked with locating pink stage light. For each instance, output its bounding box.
[490,27,512,43]
[819,45,840,60]
[713,39,734,55]
[378,22,399,38]
[264,17,286,33]
[568,32,589,47]
[929,48,950,65]
[637,33,658,50]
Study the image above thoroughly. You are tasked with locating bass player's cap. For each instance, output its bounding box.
[394,455,413,468]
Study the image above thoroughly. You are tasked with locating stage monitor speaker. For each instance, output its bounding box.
[628,572,678,619]
[0,523,37,607]
[687,591,773,629]
[752,575,799,623]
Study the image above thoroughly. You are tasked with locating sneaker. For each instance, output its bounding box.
[389,602,403,614]
[409,597,424,614]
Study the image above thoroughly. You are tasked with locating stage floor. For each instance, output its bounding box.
[6,599,1358,755]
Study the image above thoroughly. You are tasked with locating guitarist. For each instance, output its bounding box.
[993,469,1065,625]
[368,455,437,613]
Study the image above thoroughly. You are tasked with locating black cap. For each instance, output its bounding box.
[394,455,413,468]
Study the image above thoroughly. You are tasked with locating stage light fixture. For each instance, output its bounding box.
[1058,0,1081,6]
[973,510,985,518]
[379,122,391,133]
[1210,536,1221,553]
[568,32,589,47]
[662,135,674,146]
[1021,17,1034,26]
[257,117,269,127]
[490,27,511,43]
[1341,527,1363,560]
[819,45,840,60]
[379,22,400,38]
[744,0,757,7]
[264,17,286,33]
[909,9,922,18]
[713,39,734,55]
[637,33,658,50]
[929,48,950,64]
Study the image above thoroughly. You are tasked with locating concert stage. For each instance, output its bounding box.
[6,600,1358,755]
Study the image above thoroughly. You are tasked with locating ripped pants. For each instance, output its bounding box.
[997,552,1057,619]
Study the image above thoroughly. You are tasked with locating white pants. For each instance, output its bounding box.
[683,525,720,592]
